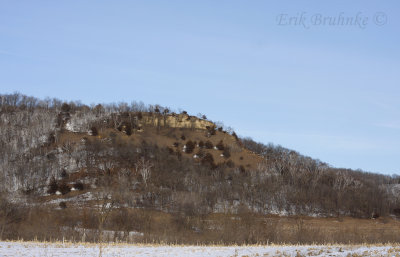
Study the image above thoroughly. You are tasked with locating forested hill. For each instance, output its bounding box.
[1,92,400,242]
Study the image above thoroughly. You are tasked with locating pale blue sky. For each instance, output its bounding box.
[1,1,399,174]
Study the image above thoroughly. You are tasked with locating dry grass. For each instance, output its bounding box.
[2,238,400,248]
[59,123,264,171]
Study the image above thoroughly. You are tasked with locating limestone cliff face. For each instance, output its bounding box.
[141,113,214,130]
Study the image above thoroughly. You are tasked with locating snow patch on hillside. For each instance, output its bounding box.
[47,192,95,205]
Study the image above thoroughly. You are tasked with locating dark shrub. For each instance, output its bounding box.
[59,202,67,209]
[196,149,205,158]
[59,183,71,195]
[48,132,56,145]
[167,147,174,154]
[223,147,231,158]
[216,140,225,150]
[208,126,216,135]
[232,132,239,141]
[56,113,64,127]
[198,141,204,148]
[61,103,71,112]
[74,181,84,191]
[185,140,195,154]
[181,135,186,140]
[90,126,98,136]
[202,153,216,168]
[205,140,213,149]
[47,177,58,194]
[226,160,235,168]
[239,165,246,173]
[47,152,56,160]
[372,212,380,219]
[173,142,179,147]
[60,169,68,178]
[125,124,132,136]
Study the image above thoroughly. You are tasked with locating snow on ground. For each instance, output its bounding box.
[0,242,399,257]
[47,192,95,205]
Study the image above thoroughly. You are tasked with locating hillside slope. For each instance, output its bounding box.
[1,92,400,244]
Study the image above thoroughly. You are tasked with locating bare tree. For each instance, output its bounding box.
[94,190,115,257]
[135,157,153,187]
[334,170,361,217]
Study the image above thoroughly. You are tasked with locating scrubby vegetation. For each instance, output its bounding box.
[1,92,400,244]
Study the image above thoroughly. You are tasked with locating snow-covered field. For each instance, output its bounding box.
[0,241,399,257]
